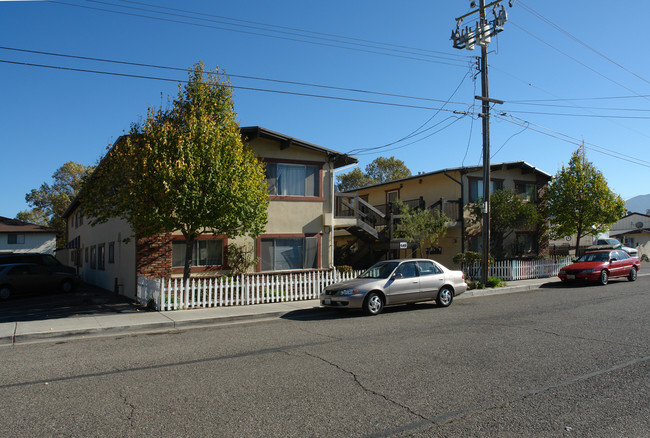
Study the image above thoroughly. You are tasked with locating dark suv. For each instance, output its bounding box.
[0,253,76,275]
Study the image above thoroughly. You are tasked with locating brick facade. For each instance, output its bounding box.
[136,233,173,278]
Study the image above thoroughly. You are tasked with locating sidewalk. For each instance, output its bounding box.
[0,276,566,346]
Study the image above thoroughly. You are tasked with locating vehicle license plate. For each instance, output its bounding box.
[567,275,575,280]
[324,298,331,305]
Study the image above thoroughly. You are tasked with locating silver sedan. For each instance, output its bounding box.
[320,259,467,315]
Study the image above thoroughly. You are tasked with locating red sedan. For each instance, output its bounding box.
[558,250,640,285]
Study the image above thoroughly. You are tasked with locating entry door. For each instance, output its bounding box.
[388,261,420,304]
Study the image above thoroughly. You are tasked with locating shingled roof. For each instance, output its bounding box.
[0,216,56,234]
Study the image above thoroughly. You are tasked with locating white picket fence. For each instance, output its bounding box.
[462,256,573,281]
[137,270,361,311]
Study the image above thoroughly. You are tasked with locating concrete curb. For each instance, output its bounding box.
[3,273,646,346]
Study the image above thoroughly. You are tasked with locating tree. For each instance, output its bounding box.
[336,156,411,191]
[17,161,94,244]
[545,146,626,256]
[466,188,546,258]
[81,62,269,281]
[394,200,449,258]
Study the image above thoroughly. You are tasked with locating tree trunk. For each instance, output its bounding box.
[183,233,195,283]
[574,225,583,258]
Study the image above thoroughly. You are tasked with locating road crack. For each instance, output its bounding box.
[120,391,136,427]
[303,351,427,421]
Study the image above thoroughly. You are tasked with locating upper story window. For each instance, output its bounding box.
[386,190,399,204]
[516,182,537,201]
[266,162,319,197]
[468,178,503,203]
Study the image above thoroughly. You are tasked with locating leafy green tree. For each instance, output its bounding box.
[81,62,269,281]
[17,161,94,244]
[336,156,411,191]
[466,188,546,258]
[545,147,626,256]
[394,200,449,258]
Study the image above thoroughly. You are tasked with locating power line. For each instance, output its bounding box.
[0,58,477,113]
[509,95,650,103]
[349,115,469,156]
[501,108,650,120]
[504,101,650,113]
[509,21,650,102]
[0,46,472,107]
[494,114,650,168]
[116,0,469,61]
[47,0,470,68]
[518,1,650,86]
[347,68,474,156]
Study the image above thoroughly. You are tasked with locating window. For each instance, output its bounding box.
[108,242,115,264]
[614,250,629,260]
[516,233,537,254]
[468,179,503,202]
[7,234,25,245]
[172,239,224,268]
[90,246,97,269]
[266,162,319,197]
[516,182,537,201]
[261,237,318,271]
[417,260,442,275]
[98,244,105,270]
[386,190,399,204]
[85,247,89,264]
[395,262,418,278]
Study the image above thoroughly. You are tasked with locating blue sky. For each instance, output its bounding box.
[1,0,649,219]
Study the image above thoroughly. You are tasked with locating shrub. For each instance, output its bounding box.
[336,265,354,274]
[487,277,505,288]
[453,251,493,265]
[225,243,258,276]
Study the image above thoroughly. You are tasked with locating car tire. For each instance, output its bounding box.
[0,285,11,300]
[436,287,453,307]
[61,279,74,293]
[599,270,609,286]
[628,267,638,282]
[363,292,383,316]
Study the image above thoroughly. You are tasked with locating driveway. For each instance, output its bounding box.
[0,282,146,323]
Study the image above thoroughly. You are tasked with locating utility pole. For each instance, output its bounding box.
[451,0,510,285]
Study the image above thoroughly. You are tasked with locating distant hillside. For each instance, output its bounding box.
[626,194,650,214]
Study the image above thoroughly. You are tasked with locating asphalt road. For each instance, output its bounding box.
[1,276,648,437]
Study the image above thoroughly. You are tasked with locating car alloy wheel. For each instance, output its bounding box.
[61,279,74,293]
[599,270,609,286]
[0,286,10,300]
[436,287,453,307]
[364,292,383,316]
[628,268,638,282]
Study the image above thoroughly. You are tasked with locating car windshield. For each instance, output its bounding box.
[359,261,400,279]
[577,252,610,263]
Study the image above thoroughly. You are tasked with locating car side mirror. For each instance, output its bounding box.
[392,273,403,280]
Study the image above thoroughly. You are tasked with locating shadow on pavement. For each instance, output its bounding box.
[0,282,148,323]
[281,302,442,322]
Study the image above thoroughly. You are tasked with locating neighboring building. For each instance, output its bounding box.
[0,216,56,255]
[61,127,357,298]
[333,161,551,268]
[609,212,650,259]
